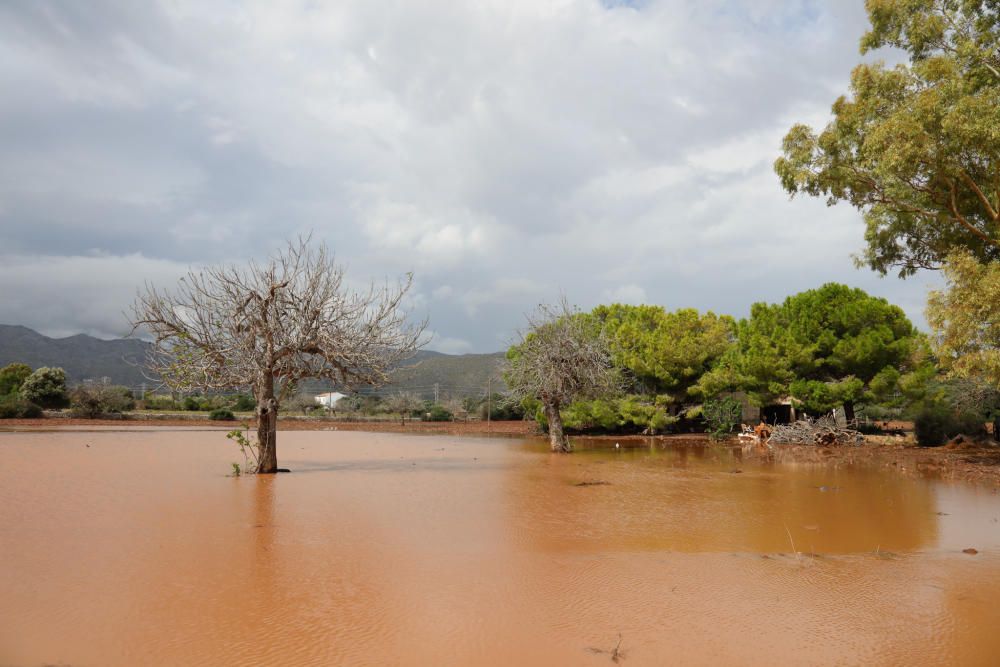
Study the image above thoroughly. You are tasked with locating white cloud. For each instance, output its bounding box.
[0,0,934,349]
[0,253,190,339]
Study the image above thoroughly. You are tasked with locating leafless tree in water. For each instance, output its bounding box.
[130,237,426,473]
[503,298,620,452]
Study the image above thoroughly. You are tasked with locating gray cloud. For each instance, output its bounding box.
[0,1,936,349]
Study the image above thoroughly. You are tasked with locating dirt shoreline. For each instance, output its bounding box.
[3,416,999,487]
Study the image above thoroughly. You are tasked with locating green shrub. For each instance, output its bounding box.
[69,385,135,418]
[422,405,454,421]
[0,395,43,418]
[143,395,178,410]
[20,367,69,408]
[702,396,742,439]
[914,404,985,446]
[0,363,32,396]
[182,396,203,411]
[561,396,677,434]
[477,399,525,421]
[231,394,256,411]
[209,408,236,421]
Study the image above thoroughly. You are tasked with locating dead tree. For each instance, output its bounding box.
[503,299,620,452]
[383,391,423,426]
[130,237,425,473]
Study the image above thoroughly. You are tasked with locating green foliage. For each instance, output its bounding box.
[226,427,259,473]
[789,377,865,415]
[19,366,69,409]
[142,395,179,410]
[591,304,735,399]
[471,396,525,420]
[0,395,43,419]
[421,404,454,422]
[209,408,236,421]
[231,462,242,477]
[561,395,677,434]
[927,250,1000,387]
[69,385,136,418]
[176,394,230,411]
[0,363,32,396]
[231,394,256,411]
[776,0,1000,276]
[698,284,921,412]
[913,402,986,446]
[702,397,742,439]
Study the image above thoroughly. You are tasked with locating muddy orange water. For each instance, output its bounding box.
[2,429,1000,666]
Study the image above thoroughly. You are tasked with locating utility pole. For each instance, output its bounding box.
[486,377,492,433]
[434,382,440,404]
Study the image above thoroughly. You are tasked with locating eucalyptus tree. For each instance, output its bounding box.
[131,238,425,473]
[504,299,620,452]
[927,249,1000,386]
[775,0,1000,275]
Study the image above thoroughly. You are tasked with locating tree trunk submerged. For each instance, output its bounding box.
[256,396,279,474]
[544,401,571,453]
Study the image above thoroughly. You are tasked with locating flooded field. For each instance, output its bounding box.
[2,428,1000,666]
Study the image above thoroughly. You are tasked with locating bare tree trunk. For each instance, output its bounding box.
[544,400,571,453]
[843,400,856,424]
[256,374,278,474]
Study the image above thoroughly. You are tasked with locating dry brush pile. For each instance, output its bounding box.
[753,416,865,447]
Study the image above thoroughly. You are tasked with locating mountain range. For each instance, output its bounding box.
[0,324,504,399]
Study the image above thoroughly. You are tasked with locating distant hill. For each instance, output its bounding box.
[385,349,506,400]
[0,324,505,399]
[0,324,151,386]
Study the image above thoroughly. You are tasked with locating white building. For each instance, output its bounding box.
[314,392,347,409]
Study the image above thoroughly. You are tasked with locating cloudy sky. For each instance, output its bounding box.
[0,0,938,353]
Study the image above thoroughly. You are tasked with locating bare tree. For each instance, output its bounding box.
[130,237,425,473]
[504,299,620,452]
[383,391,423,426]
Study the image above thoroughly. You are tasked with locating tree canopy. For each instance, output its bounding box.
[927,249,1000,386]
[19,366,69,409]
[775,0,1000,276]
[698,283,922,417]
[0,363,32,396]
[590,304,735,400]
[504,300,620,451]
[131,238,424,473]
